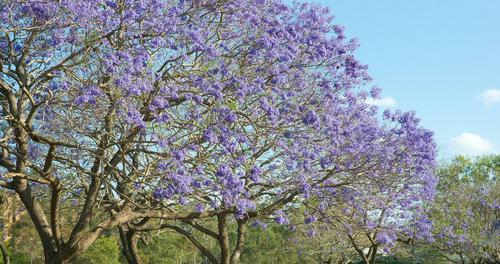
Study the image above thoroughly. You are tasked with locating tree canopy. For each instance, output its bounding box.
[1,1,438,263]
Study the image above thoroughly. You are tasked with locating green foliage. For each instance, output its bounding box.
[437,155,499,185]
[77,236,121,264]
[8,211,44,262]
[0,241,30,264]
[139,231,203,264]
[372,243,449,264]
[5,252,31,264]
[241,225,299,264]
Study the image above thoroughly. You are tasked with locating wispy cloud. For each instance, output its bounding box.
[477,89,500,106]
[449,133,496,155]
[365,96,397,108]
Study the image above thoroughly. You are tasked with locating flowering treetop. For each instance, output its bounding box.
[0,0,437,262]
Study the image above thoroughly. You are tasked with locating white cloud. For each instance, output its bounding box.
[449,133,495,155]
[477,89,500,106]
[365,96,397,108]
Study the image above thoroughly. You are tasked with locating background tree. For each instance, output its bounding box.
[429,155,499,264]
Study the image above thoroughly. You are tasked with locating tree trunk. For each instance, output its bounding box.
[368,244,378,264]
[0,241,10,264]
[126,232,141,264]
[217,215,231,264]
[13,177,57,261]
[229,220,247,264]
[119,225,142,264]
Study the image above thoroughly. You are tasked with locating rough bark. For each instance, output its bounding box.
[119,225,142,264]
[217,214,231,264]
[13,177,57,261]
[229,220,247,264]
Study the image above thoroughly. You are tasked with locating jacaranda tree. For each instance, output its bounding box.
[0,0,437,263]
[430,155,499,264]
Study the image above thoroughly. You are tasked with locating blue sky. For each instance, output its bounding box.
[301,0,500,158]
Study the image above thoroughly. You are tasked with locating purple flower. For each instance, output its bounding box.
[224,111,238,123]
[194,204,205,213]
[74,85,103,105]
[376,232,396,247]
[306,228,316,238]
[178,196,188,205]
[304,215,317,224]
[275,215,289,225]
[133,182,143,191]
[203,128,218,143]
[302,110,320,128]
[236,199,256,217]
[274,210,290,225]
[370,86,382,98]
[126,108,146,128]
[251,220,268,230]
[249,166,262,182]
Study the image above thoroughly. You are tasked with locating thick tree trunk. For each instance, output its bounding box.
[119,226,134,264]
[13,178,57,261]
[126,232,141,264]
[119,226,142,264]
[41,208,139,264]
[368,244,378,264]
[229,220,246,264]
[217,215,231,264]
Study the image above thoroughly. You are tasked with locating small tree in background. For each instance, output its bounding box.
[430,155,499,264]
